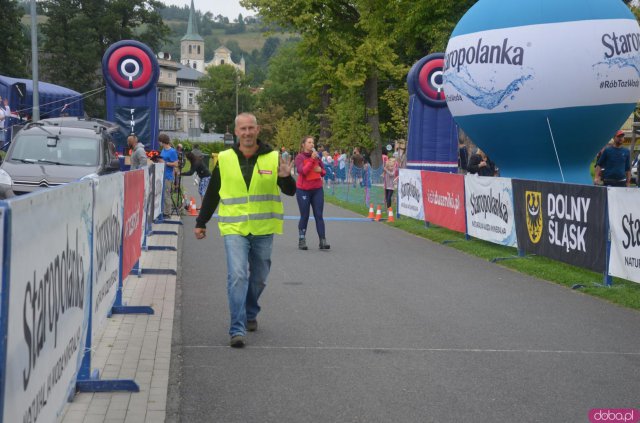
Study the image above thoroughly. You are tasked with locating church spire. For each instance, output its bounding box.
[182,0,203,41]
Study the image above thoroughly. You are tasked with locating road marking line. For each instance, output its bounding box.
[182,345,640,356]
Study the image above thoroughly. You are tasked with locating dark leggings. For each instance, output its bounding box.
[296,188,326,238]
[385,189,394,209]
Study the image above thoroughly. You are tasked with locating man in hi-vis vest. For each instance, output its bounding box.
[194,113,296,348]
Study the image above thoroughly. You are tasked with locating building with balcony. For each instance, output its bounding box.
[158,56,180,131]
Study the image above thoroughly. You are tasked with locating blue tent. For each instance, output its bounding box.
[0,75,84,144]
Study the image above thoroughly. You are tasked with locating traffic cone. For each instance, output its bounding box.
[368,203,375,219]
[387,207,395,223]
[374,205,382,222]
[189,197,198,216]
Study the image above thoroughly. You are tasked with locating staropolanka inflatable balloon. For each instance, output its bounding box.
[443,0,640,184]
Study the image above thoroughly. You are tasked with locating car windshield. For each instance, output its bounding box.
[8,134,99,166]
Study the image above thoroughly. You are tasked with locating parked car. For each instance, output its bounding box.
[0,117,121,195]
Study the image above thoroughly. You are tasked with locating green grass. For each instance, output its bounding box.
[325,194,640,311]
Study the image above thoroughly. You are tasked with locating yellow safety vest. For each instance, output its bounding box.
[217,149,284,236]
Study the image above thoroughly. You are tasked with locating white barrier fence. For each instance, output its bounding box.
[0,163,173,423]
[398,169,638,284]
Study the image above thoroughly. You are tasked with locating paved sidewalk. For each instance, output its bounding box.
[59,217,180,423]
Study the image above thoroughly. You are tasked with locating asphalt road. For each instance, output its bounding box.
[168,191,640,423]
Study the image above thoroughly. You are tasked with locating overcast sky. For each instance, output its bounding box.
[161,0,254,19]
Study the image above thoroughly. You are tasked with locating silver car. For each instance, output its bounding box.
[0,118,121,195]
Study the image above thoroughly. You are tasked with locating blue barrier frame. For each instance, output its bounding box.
[0,204,11,423]
[111,244,154,314]
[76,182,142,393]
[135,212,178,276]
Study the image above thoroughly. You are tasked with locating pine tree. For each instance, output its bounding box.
[0,0,29,77]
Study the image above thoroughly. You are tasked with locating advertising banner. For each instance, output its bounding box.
[513,180,607,272]
[422,171,466,233]
[0,207,4,283]
[465,175,518,247]
[3,181,92,423]
[123,169,144,279]
[398,169,425,220]
[608,187,640,283]
[145,165,156,234]
[154,163,165,220]
[92,173,123,338]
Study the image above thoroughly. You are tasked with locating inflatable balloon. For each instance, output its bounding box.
[406,53,459,172]
[443,0,640,184]
[102,40,160,153]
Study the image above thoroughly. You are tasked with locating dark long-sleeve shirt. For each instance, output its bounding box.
[181,159,211,178]
[195,141,296,229]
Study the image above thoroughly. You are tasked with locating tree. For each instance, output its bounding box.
[395,0,477,63]
[261,37,281,62]
[258,42,312,115]
[198,65,253,133]
[0,0,28,77]
[325,89,370,152]
[254,103,286,144]
[272,110,317,153]
[41,0,102,115]
[242,0,404,167]
[41,0,170,116]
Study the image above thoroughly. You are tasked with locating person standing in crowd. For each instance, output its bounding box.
[280,146,290,162]
[383,157,398,209]
[182,151,211,205]
[458,139,469,173]
[351,147,364,187]
[338,149,347,183]
[191,143,204,159]
[0,97,11,145]
[295,135,330,251]
[467,148,497,176]
[194,113,295,348]
[394,140,407,169]
[322,150,334,188]
[595,130,630,187]
[158,134,179,217]
[127,134,147,170]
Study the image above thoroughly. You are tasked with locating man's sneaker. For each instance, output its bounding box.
[230,335,245,348]
[298,238,308,250]
[247,320,258,332]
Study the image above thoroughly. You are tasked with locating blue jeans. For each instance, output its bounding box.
[223,234,273,336]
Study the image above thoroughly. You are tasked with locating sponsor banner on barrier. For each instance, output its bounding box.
[422,171,466,233]
[512,180,606,272]
[607,188,640,283]
[123,170,145,279]
[145,165,155,233]
[398,169,425,220]
[92,173,123,339]
[0,207,4,279]
[465,175,518,247]
[4,181,92,423]
[154,163,164,220]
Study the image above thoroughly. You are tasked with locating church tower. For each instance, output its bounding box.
[180,0,204,72]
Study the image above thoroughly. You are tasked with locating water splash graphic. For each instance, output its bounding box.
[445,67,533,110]
[593,55,640,78]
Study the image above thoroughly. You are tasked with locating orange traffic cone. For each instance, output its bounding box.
[374,205,382,222]
[368,203,375,219]
[387,207,395,223]
[189,197,198,216]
